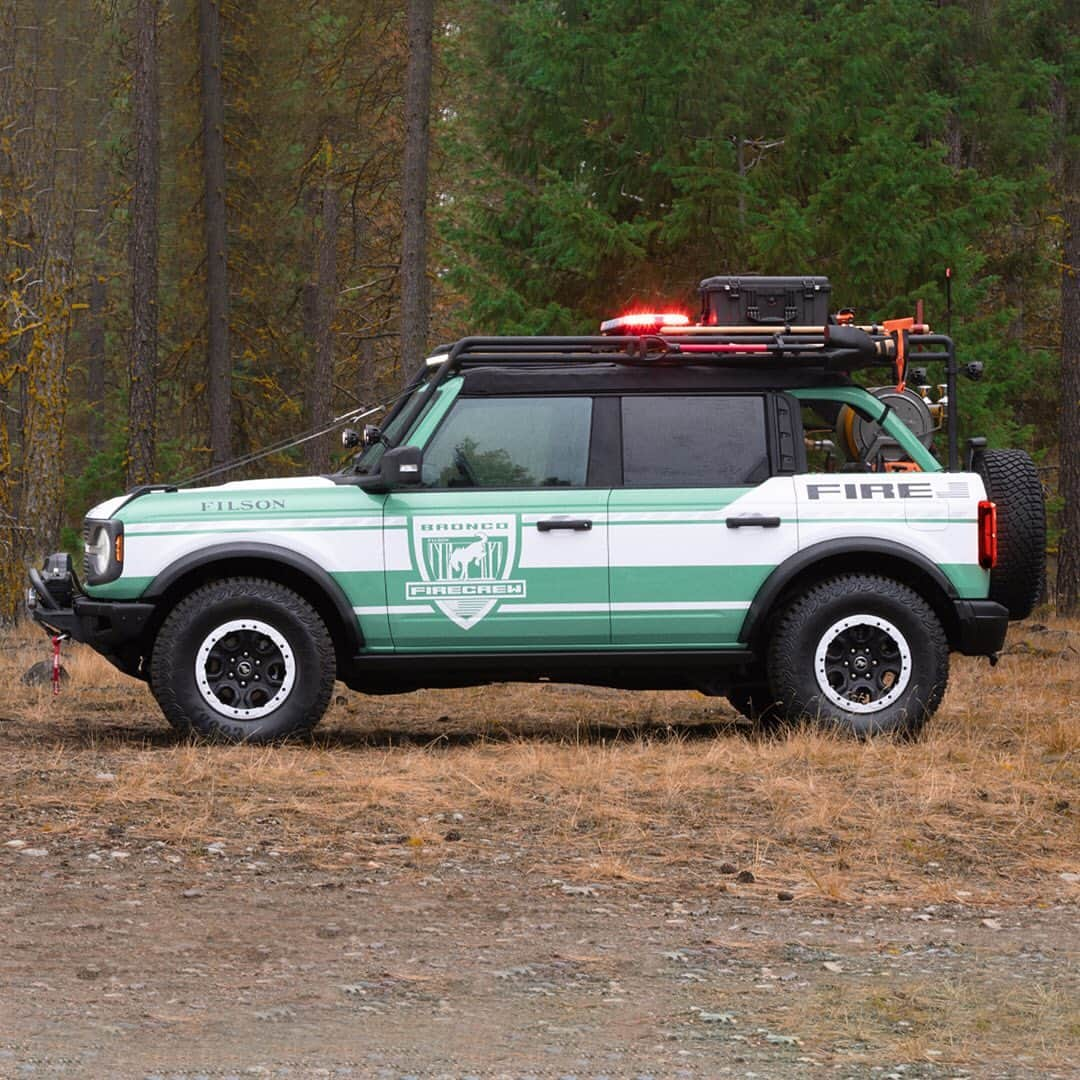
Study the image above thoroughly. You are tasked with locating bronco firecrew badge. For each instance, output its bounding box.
[406,515,527,629]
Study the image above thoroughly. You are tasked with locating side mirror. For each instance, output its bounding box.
[380,445,423,487]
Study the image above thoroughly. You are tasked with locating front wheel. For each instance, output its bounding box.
[765,575,948,738]
[150,578,336,743]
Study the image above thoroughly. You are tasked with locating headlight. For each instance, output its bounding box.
[82,519,124,584]
[86,527,111,576]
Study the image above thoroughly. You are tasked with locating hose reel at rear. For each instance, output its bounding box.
[834,387,937,469]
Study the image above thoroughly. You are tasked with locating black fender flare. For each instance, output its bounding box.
[142,542,364,654]
[739,538,960,645]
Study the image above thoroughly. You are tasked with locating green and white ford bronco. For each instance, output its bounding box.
[28,276,1046,741]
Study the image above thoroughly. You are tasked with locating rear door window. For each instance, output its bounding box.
[621,395,770,486]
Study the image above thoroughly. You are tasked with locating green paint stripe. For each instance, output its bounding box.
[611,566,770,601]
[84,577,153,600]
[801,517,976,524]
[390,612,610,623]
[608,519,770,527]
[128,518,975,535]
[940,563,990,597]
[130,525,392,537]
[378,644,748,655]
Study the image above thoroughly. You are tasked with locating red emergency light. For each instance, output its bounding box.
[600,311,690,335]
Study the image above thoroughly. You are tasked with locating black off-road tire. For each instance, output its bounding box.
[766,575,949,738]
[973,449,1046,620]
[150,577,335,743]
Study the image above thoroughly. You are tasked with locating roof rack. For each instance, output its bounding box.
[386,325,961,470]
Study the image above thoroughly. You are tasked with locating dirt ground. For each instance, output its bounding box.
[1,621,1077,1079]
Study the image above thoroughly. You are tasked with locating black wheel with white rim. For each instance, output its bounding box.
[766,574,948,737]
[151,578,335,743]
[814,615,912,714]
[195,619,296,718]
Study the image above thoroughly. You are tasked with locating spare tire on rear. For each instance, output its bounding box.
[973,449,1046,620]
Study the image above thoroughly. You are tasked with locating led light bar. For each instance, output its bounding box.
[600,311,690,335]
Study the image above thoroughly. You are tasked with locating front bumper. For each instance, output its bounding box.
[28,558,155,676]
[952,599,1009,656]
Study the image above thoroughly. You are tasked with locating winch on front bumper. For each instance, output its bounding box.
[27,554,155,678]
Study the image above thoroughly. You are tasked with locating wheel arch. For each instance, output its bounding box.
[740,539,961,651]
[142,544,363,674]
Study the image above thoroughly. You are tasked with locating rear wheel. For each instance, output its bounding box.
[766,574,948,737]
[973,448,1046,619]
[151,578,335,743]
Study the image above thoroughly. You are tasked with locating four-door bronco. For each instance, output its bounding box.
[27,275,1046,742]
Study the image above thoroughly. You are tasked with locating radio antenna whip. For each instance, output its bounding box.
[175,388,411,488]
[945,266,952,336]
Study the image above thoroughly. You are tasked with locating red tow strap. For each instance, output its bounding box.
[676,342,771,354]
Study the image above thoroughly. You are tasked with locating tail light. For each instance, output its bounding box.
[978,500,997,569]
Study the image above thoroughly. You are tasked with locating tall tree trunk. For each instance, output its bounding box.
[1057,74,1080,614]
[0,1,16,288]
[85,21,113,460]
[399,0,434,368]
[199,0,232,465]
[305,177,339,475]
[0,1,19,589]
[20,2,79,562]
[127,0,160,488]
[86,209,108,456]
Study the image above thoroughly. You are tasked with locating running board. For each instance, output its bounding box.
[343,648,755,694]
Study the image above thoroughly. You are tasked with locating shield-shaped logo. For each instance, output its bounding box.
[406,515,527,629]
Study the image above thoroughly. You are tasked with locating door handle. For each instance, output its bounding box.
[726,515,782,529]
[536,518,593,532]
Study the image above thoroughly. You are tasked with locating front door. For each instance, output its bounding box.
[383,394,609,649]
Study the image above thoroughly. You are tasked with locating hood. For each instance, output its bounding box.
[216,476,336,491]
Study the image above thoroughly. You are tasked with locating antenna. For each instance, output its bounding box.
[945,266,952,336]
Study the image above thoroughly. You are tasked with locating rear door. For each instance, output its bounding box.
[384,394,610,649]
[608,393,799,646]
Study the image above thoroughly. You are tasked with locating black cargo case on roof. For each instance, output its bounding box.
[699,274,832,327]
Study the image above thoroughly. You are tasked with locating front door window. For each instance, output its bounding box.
[421,396,592,488]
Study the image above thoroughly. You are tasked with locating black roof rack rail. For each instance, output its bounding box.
[385,327,960,470]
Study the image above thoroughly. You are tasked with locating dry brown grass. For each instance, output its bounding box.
[1,617,1077,905]
[791,973,1080,1070]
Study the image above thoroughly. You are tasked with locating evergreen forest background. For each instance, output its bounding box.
[1,0,1078,615]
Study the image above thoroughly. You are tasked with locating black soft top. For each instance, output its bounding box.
[456,363,855,396]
